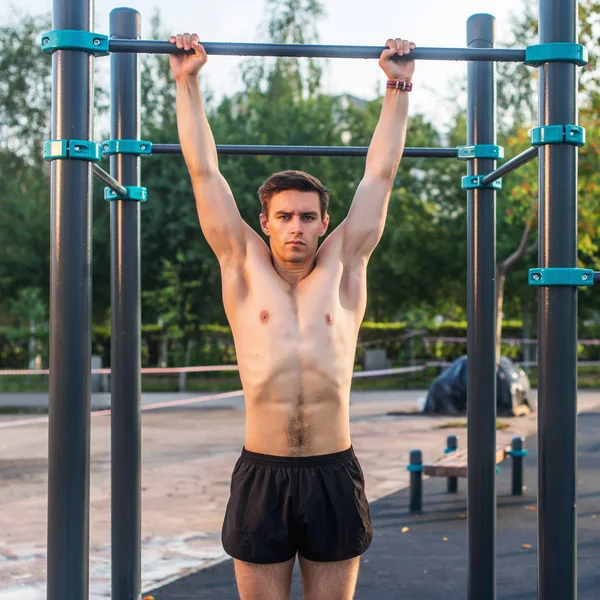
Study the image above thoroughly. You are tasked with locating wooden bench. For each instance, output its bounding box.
[408,435,527,512]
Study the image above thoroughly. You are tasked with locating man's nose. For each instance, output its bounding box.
[290,216,303,233]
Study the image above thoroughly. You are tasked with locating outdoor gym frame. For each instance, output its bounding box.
[44,1,582,599]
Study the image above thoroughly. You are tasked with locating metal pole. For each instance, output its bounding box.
[466,14,497,600]
[47,0,93,598]
[537,0,578,598]
[92,163,128,197]
[110,8,142,600]
[151,144,458,157]
[108,39,526,62]
[481,146,538,185]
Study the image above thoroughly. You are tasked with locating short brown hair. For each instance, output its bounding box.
[258,170,329,219]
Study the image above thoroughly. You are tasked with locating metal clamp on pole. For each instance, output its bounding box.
[41,30,110,57]
[528,268,595,287]
[530,125,585,147]
[461,175,502,190]
[102,139,153,156]
[43,139,102,162]
[104,186,148,202]
[457,144,504,160]
[524,42,588,67]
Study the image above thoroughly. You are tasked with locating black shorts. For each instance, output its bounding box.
[221,445,373,564]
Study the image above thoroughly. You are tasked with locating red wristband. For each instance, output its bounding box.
[386,80,412,91]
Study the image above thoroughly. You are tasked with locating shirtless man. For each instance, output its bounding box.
[168,32,415,600]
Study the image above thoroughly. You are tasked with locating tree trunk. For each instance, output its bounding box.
[496,266,506,368]
[179,338,195,392]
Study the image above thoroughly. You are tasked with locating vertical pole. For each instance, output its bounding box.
[466,13,497,600]
[110,8,142,600]
[511,437,524,496]
[47,0,94,598]
[537,1,578,598]
[409,450,423,513]
[446,435,458,493]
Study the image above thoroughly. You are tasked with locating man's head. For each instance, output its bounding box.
[258,170,330,265]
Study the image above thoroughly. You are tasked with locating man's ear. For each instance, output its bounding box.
[259,212,270,236]
[319,213,330,237]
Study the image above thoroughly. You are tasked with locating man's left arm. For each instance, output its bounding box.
[339,38,415,266]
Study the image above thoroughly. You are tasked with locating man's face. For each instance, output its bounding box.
[259,190,329,264]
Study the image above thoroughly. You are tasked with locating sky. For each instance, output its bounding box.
[0,0,532,131]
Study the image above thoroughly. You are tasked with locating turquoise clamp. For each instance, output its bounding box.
[524,43,588,67]
[457,145,504,160]
[461,175,502,190]
[104,186,148,202]
[102,140,153,156]
[506,449,529,458]
[406,464,423,473]
[530,125,585,147]
[43,139,102,162]
[528,268,594,287]
[444,447,457,454]
[41,30,110,57]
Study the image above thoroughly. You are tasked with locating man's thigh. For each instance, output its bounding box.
[298,554,361,600]
[233,556,296,600]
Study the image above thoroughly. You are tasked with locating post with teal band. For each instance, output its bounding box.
[109,8,143,600]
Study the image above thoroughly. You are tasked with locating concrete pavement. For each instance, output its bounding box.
[1,389,599,599]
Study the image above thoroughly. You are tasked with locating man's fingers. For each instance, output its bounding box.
[385,38,397,53]
[183,32,192,51]
[191,33,200,43]
[176,34,183,49]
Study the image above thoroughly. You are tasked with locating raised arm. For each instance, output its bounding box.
[339,38,416,267]
[170,33,249,265]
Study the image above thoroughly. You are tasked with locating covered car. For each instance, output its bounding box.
[422,355,534,416]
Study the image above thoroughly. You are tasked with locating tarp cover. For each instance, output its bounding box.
[423,356,534,416]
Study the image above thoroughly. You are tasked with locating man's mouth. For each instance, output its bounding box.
[287,240,305,246]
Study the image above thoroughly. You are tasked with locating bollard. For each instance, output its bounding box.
[408,450,423,513]
[446,435,458,493]
[511,437,526,496]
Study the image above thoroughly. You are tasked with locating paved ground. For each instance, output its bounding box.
[0,388,599,599]
[152,411,600,599]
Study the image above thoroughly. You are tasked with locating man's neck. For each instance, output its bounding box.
[271,255,316,287]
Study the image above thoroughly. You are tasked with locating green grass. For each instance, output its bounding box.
[2,365,600,394]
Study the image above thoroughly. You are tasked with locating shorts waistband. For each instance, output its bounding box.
[240,445,355,468]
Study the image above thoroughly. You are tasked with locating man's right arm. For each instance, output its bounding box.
[174,68,249,265]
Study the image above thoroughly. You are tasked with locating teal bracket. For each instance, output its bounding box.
[524,43,588,67]
[528,268,594,287]
[506,449,529,458]
[444,447,457,454]
[457,145,504,160]
[41,30,110,57]
[530,125,585,147]
[461,175,502,190]
[406,464,423,473]
[104,186,148,202]
[102,140,153,156]
[43,139,102,162]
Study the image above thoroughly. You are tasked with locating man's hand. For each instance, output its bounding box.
[168,33,208,80]
[379,38,416,82]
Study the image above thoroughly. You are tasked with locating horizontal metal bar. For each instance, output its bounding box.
[481,146,538,185]
[108,40,526,62]
[151,144,458,158]
[92,163,128,196]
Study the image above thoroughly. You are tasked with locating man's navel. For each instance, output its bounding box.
[325,313,334,325]
[260,310,269,324]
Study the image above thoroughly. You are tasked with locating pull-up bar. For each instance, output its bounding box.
[109,40,527,62]
[151,144,459,158]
